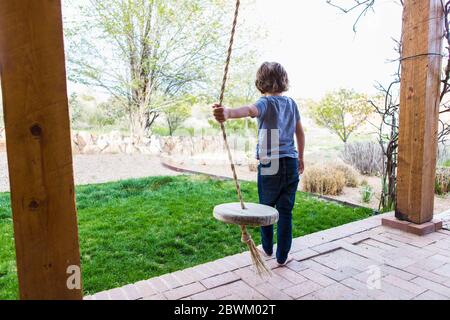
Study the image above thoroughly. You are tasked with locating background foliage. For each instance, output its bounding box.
[307,88,373,144]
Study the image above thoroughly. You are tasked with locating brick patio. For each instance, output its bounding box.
[85,211,450,300]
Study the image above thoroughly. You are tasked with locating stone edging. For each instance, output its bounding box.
[310,194,380,214]
[161,159,235,182]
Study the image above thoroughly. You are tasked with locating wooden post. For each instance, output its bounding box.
[0,1,82,299]
[396,0,444,224]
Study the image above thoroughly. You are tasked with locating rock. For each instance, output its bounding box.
[102,143,122,154]
[147,136,162,155]
[96,136,110,152]
[83,144,102,154]
[118,142,127,153]
[181,139,194,156]
[141,137,151,145]
[123,137,133,145]
[59,130,257,157]
[137,146,155,155]
[108,130,123,142]
[75,131,95,152]
[162,137,177,155]
[71,140,82,155]
[125,143,139,154]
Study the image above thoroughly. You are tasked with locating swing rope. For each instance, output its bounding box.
[218,0,271,276]
[218,0,245,211]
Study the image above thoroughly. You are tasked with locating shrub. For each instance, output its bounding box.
[360,185,374,203]
[306,89,373,143]
[437,144,450,166]
[302,165,346,196]
[435,167,450,195]
[340,141,383,176]
[331,163,359,187]
[443,159,450,168]
[152,126,170,137]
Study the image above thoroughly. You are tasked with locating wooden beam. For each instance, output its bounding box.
[0,0,82,299]
[396,0,444,224]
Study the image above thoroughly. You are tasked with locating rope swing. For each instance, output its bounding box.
[213,0,278,276]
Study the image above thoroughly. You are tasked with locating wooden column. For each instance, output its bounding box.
[0,1,82,299]
[396,0,444,224]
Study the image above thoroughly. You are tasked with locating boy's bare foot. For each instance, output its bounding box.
[277,254,294,267]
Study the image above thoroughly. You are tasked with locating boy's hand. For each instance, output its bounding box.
[212,104,230,123]
[298,158,305,175]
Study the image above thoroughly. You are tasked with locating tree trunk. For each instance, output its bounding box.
[129,108,148,143]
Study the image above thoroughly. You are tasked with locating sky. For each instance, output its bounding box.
[243,0,403,99]
[64,0,404,101]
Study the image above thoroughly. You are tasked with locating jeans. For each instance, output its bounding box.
[258,157,300,264]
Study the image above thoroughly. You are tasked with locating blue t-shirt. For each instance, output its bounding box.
[254,96,301,160]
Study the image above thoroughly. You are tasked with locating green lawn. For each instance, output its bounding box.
[0,175,374,299]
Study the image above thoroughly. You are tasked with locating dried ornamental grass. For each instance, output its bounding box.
[331,163,359,187]
[340,141,383,176]
[435,167,450,195]
[302,165,346,196]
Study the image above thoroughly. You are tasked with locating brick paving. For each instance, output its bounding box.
[85,211,450,300]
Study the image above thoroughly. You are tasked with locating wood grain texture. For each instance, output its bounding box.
[396,0,444,224]
[214,202,279,227]
[0,0,82,299]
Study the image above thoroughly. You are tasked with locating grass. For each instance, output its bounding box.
[442,159,450,168]
[0,175,374,299]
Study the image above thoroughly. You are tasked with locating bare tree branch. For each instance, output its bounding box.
[326,0,376,32]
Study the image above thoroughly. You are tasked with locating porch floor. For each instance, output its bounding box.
[85,211,450,300]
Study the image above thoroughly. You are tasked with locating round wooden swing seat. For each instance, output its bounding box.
[213,202,279,227]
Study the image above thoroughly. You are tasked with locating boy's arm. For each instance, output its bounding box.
[296,120,305,174]
[212,104,259,122]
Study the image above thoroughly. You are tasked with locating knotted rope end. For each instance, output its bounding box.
[240,226,272,277]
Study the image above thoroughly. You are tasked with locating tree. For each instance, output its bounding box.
[65,0,241,141]
[208,118,257,134]
[308,89,373,143]
[96,96,128,128]
[68,93,83,127]
[68,93,127,130]
[163,96,194,136]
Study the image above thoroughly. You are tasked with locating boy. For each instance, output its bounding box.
[212,61,305,266]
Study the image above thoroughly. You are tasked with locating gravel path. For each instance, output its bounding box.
[0,153,179,192]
